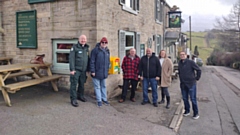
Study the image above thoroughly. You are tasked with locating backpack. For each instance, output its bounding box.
[30,54,45,64]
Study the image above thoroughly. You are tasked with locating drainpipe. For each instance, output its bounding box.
[0,11,3,56]
[162,0,166,50]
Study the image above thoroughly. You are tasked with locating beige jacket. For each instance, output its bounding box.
[160,58,173,87]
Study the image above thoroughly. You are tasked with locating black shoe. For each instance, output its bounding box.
[78,97,87,102]
[153,103,158,107]
[71,100,79,107]
[183,111,190,116]
[158,100,165,104]
[166,104,170,109]
[141,101,149,105]
[193,114,200,120]
[166,96,170,109]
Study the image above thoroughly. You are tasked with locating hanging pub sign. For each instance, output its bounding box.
[168,11,182,28]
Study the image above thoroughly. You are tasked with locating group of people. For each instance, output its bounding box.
[119,48,173,109]
[69,34,202,120]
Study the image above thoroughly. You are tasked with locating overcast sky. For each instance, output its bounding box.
[166,0,238,31]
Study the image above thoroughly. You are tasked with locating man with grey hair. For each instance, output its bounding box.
[69,35,90,107]
[119,48,140,103]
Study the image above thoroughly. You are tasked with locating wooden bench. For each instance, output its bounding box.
[7,71,34,79]
[3,75,61,93]
[0,57,12,65]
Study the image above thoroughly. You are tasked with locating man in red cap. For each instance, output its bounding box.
[90,37,110,107]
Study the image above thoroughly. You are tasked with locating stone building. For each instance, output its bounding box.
[0,0,182,97]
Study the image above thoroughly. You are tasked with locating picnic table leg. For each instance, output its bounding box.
[0,75,11,106]
[1,89,11,106]
[46,67,58,92]
[7,60,11,65]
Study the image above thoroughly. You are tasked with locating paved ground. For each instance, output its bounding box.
[110,78,182,128]
[2,66,240,135]
[178,66,240,135]
[0,77,181,135]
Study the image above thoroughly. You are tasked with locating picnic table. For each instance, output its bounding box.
[0,63,61,106]
[0,57,13,65]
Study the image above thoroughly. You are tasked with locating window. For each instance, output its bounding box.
[155,0,164,23]
[118,30,140,69]
[52,39,78,74]
[120,0,139,14]
[28,0,55,4]
[155,35,162,56]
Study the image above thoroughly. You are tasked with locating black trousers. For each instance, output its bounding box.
[121,79,138,100]
[70,70,87,101]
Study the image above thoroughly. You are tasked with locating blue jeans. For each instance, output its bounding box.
[92,78,107,102]
[143,78,158,103]
[181,83,198,115]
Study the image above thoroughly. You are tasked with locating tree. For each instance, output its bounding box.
[214,0,240,52]
[194,45,199,56]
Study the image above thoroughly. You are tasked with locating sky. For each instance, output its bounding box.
[166,0,238,31]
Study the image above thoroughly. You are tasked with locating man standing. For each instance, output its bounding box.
[90,37,110,107]
[139,48,160,107]
[69,35,90,107]
[118,48,140,103]
[178,51,201,119]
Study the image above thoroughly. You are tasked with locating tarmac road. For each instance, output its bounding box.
[3,66,239,135]
[0,79,179,135]
[178,66,240,135]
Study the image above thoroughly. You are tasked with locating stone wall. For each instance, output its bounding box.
[1,0,97,63]
[95,0,166,97]
[1,0,97,93]
[0,1,3,56]
[96,0,164,55]
[1,0,170,98]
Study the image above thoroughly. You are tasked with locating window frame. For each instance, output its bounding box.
[125,31,135,52]
[119,30,140,73]
[155,0,164,23]
[52,39,78,74]
[120,0,139,15]
[155,35,162,56]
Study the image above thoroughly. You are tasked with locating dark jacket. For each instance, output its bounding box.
[139,55,160,78]
[69,42,90,72]
[121,54,140,81]
[178,58,201,88]
[90,43,110,80]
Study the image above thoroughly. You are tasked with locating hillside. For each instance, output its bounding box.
[184,32,216,64]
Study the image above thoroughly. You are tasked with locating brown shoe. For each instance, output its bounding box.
[118,99,125,103]
[130,98,136,102]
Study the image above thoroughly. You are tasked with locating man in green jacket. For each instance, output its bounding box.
[69,35,90,107]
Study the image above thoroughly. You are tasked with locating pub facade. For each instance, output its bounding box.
[0,0,182,97]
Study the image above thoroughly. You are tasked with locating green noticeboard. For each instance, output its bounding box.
[16,10,37,49]
[28,0,55,4]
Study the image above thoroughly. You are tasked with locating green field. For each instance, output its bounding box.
[185,32,215,64]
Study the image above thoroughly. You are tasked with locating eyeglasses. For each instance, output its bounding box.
[180,54,185,55]
[101,42,108,44]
